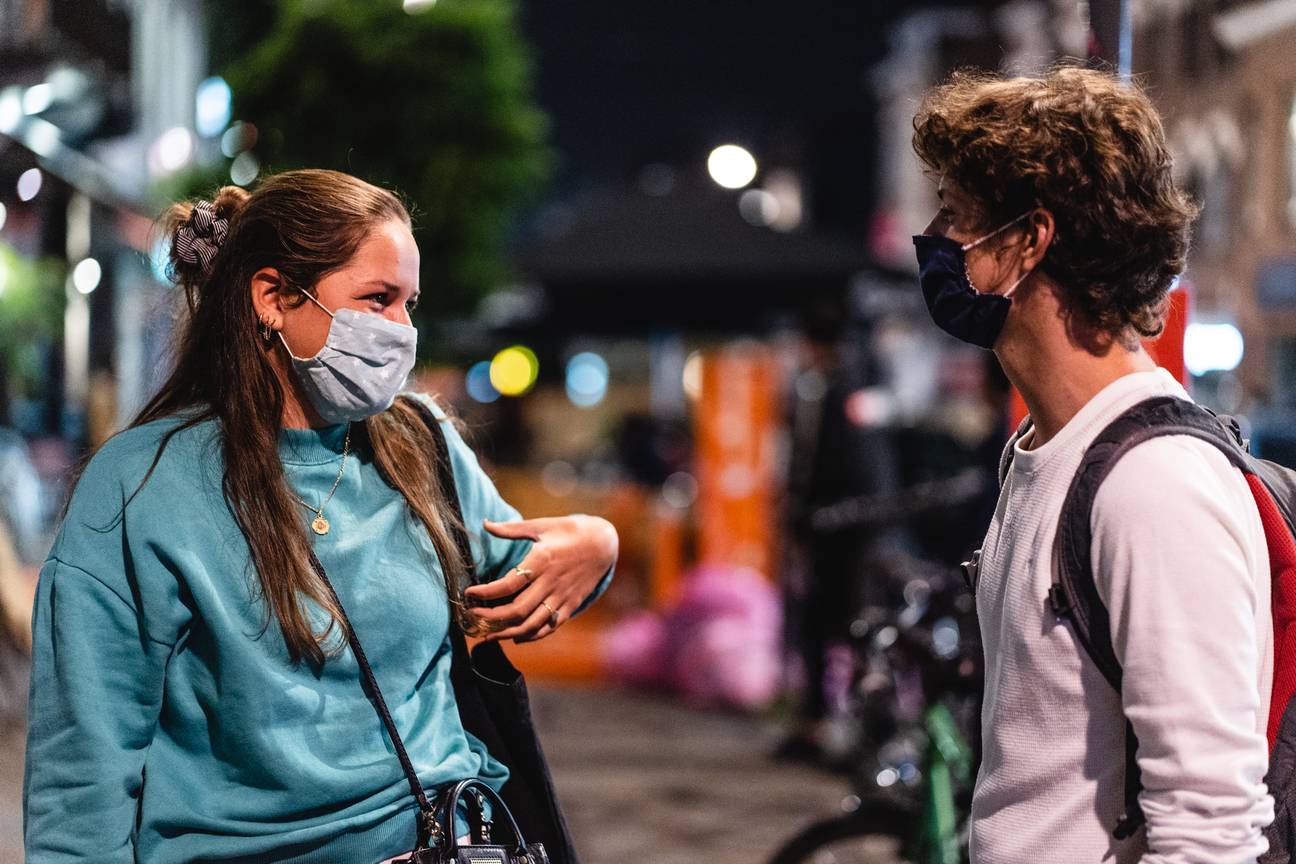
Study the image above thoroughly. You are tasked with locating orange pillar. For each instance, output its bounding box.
[1010,288,1191,426]
[693,343,781,578]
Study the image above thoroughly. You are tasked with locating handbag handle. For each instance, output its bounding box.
[302,403,479,851]
[438,779,530,855]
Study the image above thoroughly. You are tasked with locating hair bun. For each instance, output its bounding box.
[211,185,250,220]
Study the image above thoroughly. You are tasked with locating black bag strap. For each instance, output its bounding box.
[302,399,480,852]
[306,543,445,848]
[1046,395,1253,840]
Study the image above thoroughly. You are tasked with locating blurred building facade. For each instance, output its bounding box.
[0,0,207,445]
[869,0,1296,427]
[1134,1,1296,425]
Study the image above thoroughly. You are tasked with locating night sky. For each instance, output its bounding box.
[518,0,904,229]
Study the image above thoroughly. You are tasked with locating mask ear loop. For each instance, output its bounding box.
[961,209,1035,252]
[277,290,337,361]
[1001,269,1033,300]
[300,290,336,319]
[963,209,1040,296]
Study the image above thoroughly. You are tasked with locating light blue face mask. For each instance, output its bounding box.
[279,291,417,424]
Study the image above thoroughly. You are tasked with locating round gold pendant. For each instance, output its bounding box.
[311,515,330,535]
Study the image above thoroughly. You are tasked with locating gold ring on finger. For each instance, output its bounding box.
[541,600,559,629]
[514,567,535,582]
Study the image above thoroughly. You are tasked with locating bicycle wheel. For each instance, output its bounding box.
[767,799,916,864]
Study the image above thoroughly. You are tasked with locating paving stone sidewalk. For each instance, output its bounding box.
[531,686,855,864]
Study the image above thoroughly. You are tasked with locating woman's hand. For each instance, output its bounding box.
[465,514,618,643]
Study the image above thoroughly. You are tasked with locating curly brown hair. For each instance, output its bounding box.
[912,66,1198,341]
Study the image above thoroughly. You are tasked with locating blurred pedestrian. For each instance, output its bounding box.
[912,67,1271,861]
[777,305,900,762]
[24,170,618,863]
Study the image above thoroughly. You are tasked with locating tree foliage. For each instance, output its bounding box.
[0,245,65,408]
[213,0,550,334]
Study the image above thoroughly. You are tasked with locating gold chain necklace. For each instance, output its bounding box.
[294,424,351,536]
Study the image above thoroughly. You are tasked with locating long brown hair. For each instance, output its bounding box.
[135,169,472,665]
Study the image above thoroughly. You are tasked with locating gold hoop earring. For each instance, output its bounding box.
[258,316,275,344]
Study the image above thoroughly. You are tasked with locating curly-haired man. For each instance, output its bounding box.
[912,67,1273,862]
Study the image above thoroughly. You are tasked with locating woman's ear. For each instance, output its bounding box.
[249,268,286,329]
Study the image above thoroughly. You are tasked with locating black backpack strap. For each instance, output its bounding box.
[998,413,1035,488]
[1049,395,1253,840]
[963,415,1036,592]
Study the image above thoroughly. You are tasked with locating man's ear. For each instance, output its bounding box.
[1022,209,1055,270]
[249,267,287,329]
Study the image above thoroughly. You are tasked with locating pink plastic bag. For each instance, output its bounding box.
[603,564,782,710]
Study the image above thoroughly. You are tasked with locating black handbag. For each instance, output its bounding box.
[405,779,552,864]
[300,401,579,863]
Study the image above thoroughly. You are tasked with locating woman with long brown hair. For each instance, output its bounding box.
[23,169,617,862]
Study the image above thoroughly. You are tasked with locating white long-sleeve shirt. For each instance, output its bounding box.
[970,368,1274,863]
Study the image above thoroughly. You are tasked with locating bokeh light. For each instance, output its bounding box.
[565,352,609,407]
[16,168,42,202]
[682,350,703,400]
[465,361,500,403]
[149,126,195,175]
[490,345,539,396]
[707,144,757,189]
[220,121,258,158]
[0,88,20,132]
[72,258,101,295]
[195,77,232,138]
[22,83,52,115]
[738,188,780,227]
[149,237,170,283]
[1184,322,1245,376]
[230,152,260,186]
[0,202,7,232]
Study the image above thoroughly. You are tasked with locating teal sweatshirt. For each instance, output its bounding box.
[24,396,609,863]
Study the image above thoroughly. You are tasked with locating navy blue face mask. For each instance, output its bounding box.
[912,211,1033,350]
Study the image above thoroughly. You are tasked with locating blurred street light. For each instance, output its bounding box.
[566,352,609,407]
[0,203,7,232]
[1184,322,1245,376]
[72,258,102,295]
[682,350,703,400]
[22,84,53,115]
[0,88,20,132]
[16,169,42,201]
[738,188,780,227]
[490,345,539,396]
[221,121,258,158]
[27,118,61,157]
[466,361,501,403]
[707,144,757,189]
[230,152,260,186]
[148,126,195,175]
[196,77,233,138]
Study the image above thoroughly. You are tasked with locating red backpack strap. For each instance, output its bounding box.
[1244,474,1296,747]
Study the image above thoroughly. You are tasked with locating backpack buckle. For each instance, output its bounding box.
[1047,584,1071,616]
[960,550,981,590]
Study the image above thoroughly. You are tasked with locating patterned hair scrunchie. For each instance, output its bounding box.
[173,200,229,273]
